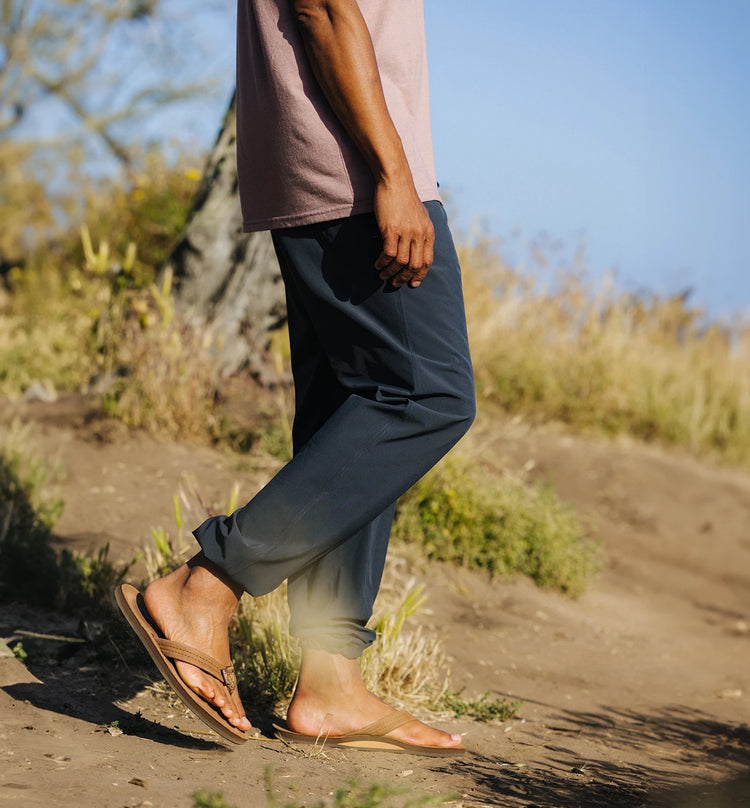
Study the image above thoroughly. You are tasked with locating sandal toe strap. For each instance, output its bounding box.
[346,710,415,738]
[157,638,237,694]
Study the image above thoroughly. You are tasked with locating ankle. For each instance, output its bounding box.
[146,556,241,620]
[295,649,368,702]
[187,553,243,596]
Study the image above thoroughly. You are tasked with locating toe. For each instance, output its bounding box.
[238,715,254,731]
[230,702,251,730]
[176,661,226,709]
[399,718,462,748]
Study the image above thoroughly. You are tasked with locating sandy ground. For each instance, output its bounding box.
[1,396,749,808]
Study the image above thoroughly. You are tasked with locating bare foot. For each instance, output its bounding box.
[285,648,462,748]
[142,554,253,732]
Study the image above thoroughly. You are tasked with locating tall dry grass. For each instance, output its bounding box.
[99,266,220,441]
[461,240,750,466]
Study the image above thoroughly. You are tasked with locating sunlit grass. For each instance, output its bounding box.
[461,238,750,466]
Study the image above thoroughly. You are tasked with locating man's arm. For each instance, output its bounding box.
[292,0,434,288]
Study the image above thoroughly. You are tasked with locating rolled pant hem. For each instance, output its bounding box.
[294,633,375,660]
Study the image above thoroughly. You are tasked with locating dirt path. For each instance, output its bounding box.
[2,399,749,807]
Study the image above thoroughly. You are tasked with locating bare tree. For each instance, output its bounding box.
[164,95,286,380]
[0,0,209,167]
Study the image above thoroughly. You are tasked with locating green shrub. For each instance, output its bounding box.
[392,460,599,597]
[0,419,64,527]
[58,544,134,616]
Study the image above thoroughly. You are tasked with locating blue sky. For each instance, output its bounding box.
[423,0,750,319]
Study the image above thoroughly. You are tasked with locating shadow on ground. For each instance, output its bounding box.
[432,704,750,808]
[0,600,229,750]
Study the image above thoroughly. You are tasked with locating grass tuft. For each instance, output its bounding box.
[192,791,234,808]
[360,583,450,711]
[231,588,300,716]
[57,544,134,616]
[99,267,221,441]
[441,688,521,722]
[0,426,65,607]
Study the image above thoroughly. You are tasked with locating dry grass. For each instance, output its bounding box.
[0,260,101,396]
[461,239,750,466]
[0,152,214,438]
[99,267,220,441]
[359,564,451,711]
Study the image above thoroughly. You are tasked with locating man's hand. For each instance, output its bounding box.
[374,177,434,289]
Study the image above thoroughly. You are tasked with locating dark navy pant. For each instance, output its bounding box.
[194,201,475,657]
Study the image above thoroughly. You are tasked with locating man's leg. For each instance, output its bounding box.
[270,202,470,747]
[282,253,396,659]
[193,203,475,596]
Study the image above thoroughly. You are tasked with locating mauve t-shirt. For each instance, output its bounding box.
[236,0,440,232]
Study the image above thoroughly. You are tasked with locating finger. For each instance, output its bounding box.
[375,228,399,270]
[408,239,432,287]
[408,265,430,288]
[408,238,425,274]
[393,231,413,268]
[374,251,392,271]
[376,252,398,277]
[423,236,434,272]
[390,266,418,288]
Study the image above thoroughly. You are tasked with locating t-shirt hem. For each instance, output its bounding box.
[242,201,373,233]
[242,189,441,233]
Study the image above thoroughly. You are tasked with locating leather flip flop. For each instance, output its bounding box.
[274,710,467,756]
[114,583,251,745]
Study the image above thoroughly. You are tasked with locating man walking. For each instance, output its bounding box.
[117,0,474,755]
